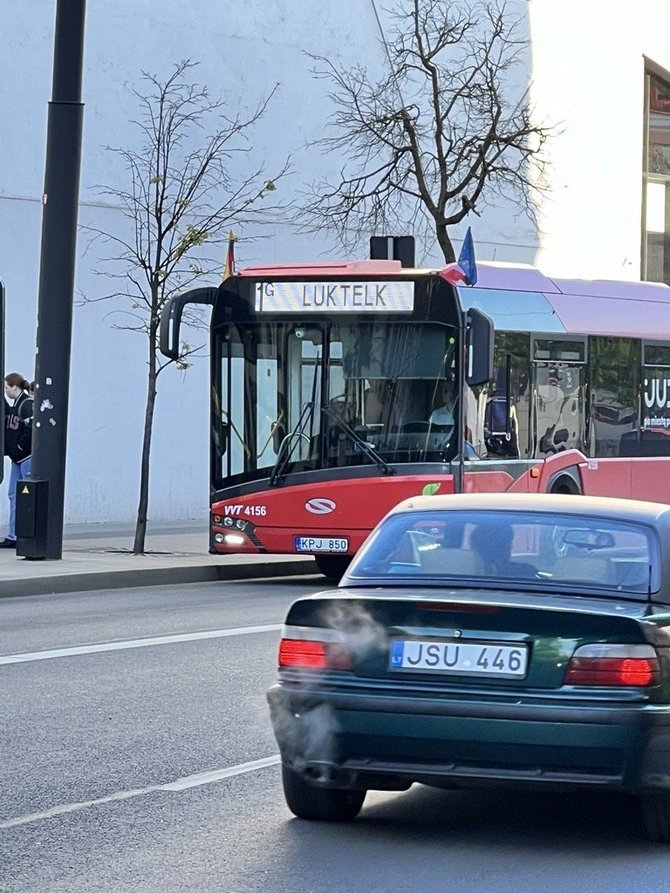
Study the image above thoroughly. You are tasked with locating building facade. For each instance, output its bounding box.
[1,0,669,525]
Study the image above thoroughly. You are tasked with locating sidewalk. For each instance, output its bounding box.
[0,520,318,598]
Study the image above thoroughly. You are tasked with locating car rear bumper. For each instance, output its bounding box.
[267,683,670,792]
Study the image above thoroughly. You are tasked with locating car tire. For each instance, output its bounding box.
[640,792,670,842]
[281,764,366,821]
[314,555,350,582]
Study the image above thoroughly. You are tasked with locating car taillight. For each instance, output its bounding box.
[564,644,659,687]
[278,629,351,671]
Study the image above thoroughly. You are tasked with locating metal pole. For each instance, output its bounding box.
[24,0,87,560]
[454,310,467,494]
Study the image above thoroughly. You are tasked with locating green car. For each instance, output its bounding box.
[267,493,670,841]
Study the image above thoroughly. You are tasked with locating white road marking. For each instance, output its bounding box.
[0,623,283,665]
[0,755,281,829]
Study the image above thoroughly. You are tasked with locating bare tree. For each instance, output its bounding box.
[83,60,289,553]
[299,0,554,263]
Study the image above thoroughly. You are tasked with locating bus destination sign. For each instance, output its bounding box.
[254,280,414,313]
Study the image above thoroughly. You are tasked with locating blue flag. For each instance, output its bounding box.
[457,226,477,286]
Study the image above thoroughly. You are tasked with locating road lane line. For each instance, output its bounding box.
[0,755,281,829]
[0,624,283,665]
[161,755,281,791]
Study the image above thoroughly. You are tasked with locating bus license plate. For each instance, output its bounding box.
[295,536,349,553]
[390,639,528,677]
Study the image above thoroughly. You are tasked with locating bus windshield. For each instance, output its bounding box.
[213,318,461,487]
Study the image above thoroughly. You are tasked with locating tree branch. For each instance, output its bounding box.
[296,0,557,263]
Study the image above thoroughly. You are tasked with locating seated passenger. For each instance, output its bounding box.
[470,524,537,579]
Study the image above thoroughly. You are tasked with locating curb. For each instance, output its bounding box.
[0,557,319,599]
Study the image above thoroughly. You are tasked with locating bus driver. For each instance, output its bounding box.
[429,380,457,427]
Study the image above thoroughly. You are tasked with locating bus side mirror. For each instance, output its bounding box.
[159,287,218,360]
[465,308,494,387]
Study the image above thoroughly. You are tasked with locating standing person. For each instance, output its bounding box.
[2,373,33,548]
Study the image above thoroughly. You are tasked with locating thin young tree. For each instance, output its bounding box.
[299,0,554,263]
[83,60,288,553]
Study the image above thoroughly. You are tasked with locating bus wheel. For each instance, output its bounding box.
[549,475,581,495]
[314,555,351,582]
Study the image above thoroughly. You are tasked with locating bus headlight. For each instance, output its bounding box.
[223,533,246,546]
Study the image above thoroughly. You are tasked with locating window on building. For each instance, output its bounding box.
[643,69,670,283]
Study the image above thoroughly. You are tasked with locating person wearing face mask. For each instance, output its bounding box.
[2,373,33,548]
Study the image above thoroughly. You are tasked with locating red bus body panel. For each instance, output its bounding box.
[212,470,523,555]
[211,451,670,557]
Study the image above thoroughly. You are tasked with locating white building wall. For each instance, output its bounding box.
[1,1,669,525]
[526,3,640,278]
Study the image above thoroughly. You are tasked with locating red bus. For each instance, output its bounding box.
[160,253,670,579]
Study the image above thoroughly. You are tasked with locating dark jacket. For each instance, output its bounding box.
[5,392,33,463]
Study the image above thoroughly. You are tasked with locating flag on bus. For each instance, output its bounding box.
[223,231,237,281]
[457,226,477,286]
[438,226,478,287]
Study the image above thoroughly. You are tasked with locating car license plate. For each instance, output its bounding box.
[389,639,528,677]
[295,536,349,553]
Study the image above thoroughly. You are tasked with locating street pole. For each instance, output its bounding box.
[24,0,87,559]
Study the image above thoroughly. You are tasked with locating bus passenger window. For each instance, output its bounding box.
[534,362,585,457]
[588,337,639,458]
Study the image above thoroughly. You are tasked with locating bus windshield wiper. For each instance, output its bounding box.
[322,405,395,475]
[270,402,314,487]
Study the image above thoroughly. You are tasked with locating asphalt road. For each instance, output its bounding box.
[3,577,670,893]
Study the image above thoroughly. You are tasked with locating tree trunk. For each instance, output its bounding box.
[133,322,159,554]
[436,223,456,264]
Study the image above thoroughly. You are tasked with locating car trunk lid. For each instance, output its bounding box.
[284,587,660,690]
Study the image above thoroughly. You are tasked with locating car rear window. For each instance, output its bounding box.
[345,510,658,596]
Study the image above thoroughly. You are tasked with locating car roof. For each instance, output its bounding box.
[387,493,670,526]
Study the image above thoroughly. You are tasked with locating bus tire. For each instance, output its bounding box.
[548,472,581,495]
[314,555,351,582]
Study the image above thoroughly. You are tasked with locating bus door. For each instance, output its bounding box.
[215,321,281,481]
[486,333,531,459]
[531,337,587,457]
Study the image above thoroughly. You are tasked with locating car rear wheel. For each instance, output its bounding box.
[640,792,670,842]
[281,764,366,821]
[314,555,351,582]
